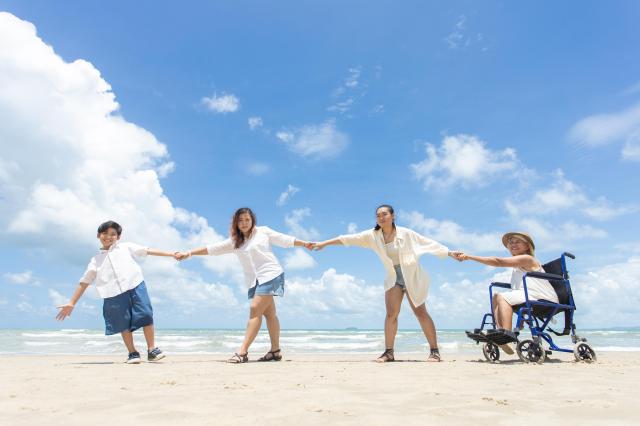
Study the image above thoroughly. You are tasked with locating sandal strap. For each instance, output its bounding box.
[229,352,248,363]
[378,348,394,360]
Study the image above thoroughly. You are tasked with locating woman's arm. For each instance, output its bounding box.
[313,237,344,251]
[457,253,538,269]
[175,247,210,260]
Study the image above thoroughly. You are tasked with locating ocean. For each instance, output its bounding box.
[1,328,639,355]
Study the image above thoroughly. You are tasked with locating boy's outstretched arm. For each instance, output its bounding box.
[56,282,89,321]
[147,248,181,258]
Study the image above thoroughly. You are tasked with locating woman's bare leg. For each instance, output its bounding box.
[263,297,280,351]
[408,298,438,350]
[382,286,404,350]
[238,295,272,355]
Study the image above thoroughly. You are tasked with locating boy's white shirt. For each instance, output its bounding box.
[206,226,295,290]
[79,241,148,299]
[338,226,449,307]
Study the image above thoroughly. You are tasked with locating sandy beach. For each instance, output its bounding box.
[1,352,638,425]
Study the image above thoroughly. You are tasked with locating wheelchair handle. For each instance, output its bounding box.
[563,252,575,259]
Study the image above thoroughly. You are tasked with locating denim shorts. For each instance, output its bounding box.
[394,265,406,291]
[103,281,153,335]
[248,273,285,299]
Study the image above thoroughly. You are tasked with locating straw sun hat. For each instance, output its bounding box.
[501,232,535,256]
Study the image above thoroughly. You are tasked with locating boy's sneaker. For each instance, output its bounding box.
[147,347,165,362]
[126,351,142,364]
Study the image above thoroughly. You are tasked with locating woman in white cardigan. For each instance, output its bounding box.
[313,204,458,362]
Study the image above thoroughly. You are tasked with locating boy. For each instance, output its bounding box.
[56,220,177,363]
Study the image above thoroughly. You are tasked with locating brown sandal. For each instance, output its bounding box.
[427,348,441,362]
[227,352,248,363]
[258,349,282,362]
[376,348,395,362]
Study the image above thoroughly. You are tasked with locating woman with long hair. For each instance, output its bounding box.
[176,207,312,363]
[313,204,458,362]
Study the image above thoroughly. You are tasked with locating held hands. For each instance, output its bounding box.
[55,304,74,321]
[448,251,468,262]
[174,251,191,261]
[309,241,326,251]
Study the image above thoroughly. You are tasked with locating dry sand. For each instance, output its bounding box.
[1,352,637,425]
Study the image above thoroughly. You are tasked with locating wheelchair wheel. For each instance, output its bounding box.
[574,342,597,363]
[516,339,546,364]
[482,342,500,362]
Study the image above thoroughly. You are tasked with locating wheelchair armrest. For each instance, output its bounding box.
[525,271,564,281]
[490,282,511,289]
[563,252,575,259]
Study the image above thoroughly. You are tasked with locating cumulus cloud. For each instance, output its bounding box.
[410,134,519,190]
[276,184,300,207]
[505,170,637,222]
[248,116,263,130]
[3,270,33,285]
[400,211,503,252]
[201,92,240,113]
[0,12,239,315]
[277,120,349,159]
[283,248,317,270]
[571,256,640,327]
[281,268,383,318]
[285,208,320,241]
[347,222,358,234]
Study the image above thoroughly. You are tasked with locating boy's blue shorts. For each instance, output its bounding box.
[103,281,154,335]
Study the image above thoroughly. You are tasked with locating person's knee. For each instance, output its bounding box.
[385,310,400,321]
[413,307,429,320]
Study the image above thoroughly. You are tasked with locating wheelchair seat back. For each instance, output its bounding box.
[541,258,570,306]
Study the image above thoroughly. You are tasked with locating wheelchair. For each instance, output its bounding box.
[466,252,597,364]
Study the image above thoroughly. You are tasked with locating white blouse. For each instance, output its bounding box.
[79,242,148,299]
[339,226,449,306]
[206,226,296,289]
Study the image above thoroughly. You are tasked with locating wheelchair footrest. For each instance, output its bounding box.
[466,328,518,345]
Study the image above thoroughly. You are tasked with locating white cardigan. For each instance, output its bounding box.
[339,226,449,306]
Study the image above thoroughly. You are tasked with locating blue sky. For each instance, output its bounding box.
[1,1,639,330]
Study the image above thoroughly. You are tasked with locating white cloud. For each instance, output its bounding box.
[444,15,467,49]
[327,67,365,115]
[277,120,349,160]
[246,161,270,176]
[285,208,320,241]
[347,222,358,234]
[281,268,382,318]
[410,134,519,190]
[400,210,503,252]
[583,197,639,221]
[571,256,640,327]
[0,12,240,315]
[3,270,32,285]
[201,92,240,114]
[505,170,637,222]
[248,116,263,130]
[276,184,300,206]
[569,103,640,147]
[283,248,317,270]
[327,98,354,114]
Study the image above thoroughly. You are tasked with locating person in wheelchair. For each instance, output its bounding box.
[454,232,558,354]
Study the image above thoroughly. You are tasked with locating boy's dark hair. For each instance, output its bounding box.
[97,220,123,236]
